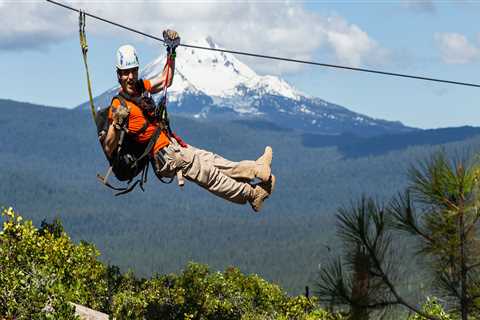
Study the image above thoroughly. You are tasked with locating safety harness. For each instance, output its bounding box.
[95,92,167,194]
[79,11,183,196]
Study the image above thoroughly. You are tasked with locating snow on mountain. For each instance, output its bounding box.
[78,36,414,136]
[142,36,301,101]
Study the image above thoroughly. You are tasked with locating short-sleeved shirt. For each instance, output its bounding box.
[108,79,170,154]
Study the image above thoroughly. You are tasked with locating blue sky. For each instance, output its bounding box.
[1,0,479,129]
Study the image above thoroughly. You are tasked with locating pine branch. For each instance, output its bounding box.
[388,191,433,243]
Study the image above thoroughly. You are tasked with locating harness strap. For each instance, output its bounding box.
[96,161,149,196]
[117,92,150,135]
[111,95,145,135]
[115,94,127,108]
[113,179,142,196]
[97,171,131,192]
[135,125,162,163]
[112,155,150,196]
[163,55,173,136]
[96,162,149,196]
[160,55,185,187]
[139,161,149,191]
[118,90,142,106]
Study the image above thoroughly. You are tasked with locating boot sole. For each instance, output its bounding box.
[269,174,276,195]
[251,175,276,213]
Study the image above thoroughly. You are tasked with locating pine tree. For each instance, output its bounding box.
[390,151,480,320]
[316,196,397,319]
[316,151,480,320]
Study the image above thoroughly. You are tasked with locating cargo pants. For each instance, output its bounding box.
[154,140,256,204]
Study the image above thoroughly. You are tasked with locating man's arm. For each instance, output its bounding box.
[103,123,121,158]
[147,58,175,94]
[148,29,179,94]
[103,104,129,158]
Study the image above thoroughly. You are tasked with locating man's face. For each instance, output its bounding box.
[117,67,139,96]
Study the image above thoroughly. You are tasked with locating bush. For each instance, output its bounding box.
[0,207,108,319]
[408,297,454,320]
[112,262,335,320]
[0,207,337,319]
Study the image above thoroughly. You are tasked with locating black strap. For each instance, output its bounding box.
[137,121,149,135]
[113,157,150,196]
[118,90,142,106]
[114,180,142,196]
[159,176,175,184]
[112,94,129,112]
[97,173,126,190]
[139,161,149,191]
[117,92,150,135]
[135,125,162,164]
[97,164,149,196]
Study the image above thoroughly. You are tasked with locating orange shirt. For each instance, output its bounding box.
[108,80,170,154]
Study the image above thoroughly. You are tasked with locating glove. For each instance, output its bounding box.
[163,29,180,54]
[112,104,130,129]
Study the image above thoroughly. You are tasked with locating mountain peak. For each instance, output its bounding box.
[142,35,301,100]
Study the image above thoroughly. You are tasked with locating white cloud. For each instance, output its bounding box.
[0,1,388,74]
[322,15,389,68]
[0,1,75,51]
[435,32,479,64]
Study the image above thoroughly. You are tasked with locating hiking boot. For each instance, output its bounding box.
[255,146,273,182]
[249,175,276,212]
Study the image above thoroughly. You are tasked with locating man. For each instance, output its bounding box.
[103,30,275,212]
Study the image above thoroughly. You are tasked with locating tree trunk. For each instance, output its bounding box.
[459,200,468,320]
[351,245,370,320]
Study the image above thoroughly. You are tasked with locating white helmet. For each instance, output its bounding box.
[116,44,139,70]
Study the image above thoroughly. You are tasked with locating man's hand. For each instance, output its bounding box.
[112,105,130,128]
[163,29,180,53]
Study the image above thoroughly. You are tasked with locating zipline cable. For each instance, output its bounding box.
[46,0,480,89]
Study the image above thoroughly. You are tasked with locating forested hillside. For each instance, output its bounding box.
[2,98,480,294]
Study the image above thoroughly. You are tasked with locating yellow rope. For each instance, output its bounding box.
[79,11,96,120]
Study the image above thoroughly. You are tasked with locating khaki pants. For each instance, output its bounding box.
[154,140,255,204]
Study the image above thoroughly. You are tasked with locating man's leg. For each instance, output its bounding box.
[187,145,272,182]
[154,142,272,211]
[155,142,251,204]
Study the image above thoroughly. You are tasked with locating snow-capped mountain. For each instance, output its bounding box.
[78,37,414,136]
[143,37,301,103]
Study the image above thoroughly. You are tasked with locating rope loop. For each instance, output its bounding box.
[79,11,88,54]
[78,9,96,119]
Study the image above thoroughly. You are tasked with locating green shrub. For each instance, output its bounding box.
[112,262,335,319]
[0,207,337,319]
[408,297,455,320]
[0,207,107,319]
